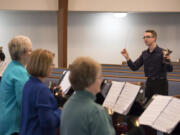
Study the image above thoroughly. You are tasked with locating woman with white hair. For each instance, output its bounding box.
[0,35,32,135]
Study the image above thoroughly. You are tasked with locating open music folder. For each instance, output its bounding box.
[0,62,8,77]
[138,95,180,134]
[102,81,140,115]
[58,70,71,94]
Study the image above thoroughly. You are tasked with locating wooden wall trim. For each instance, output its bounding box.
[57,0,68,68]
[48,73,180,82]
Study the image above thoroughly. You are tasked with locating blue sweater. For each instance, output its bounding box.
[0,61,29,135]
[20,76,61,135]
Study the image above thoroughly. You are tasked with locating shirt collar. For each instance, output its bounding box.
[75,90,96,101]
[30,76,42,83]
[147,45,159,53]
[12,60,24,67]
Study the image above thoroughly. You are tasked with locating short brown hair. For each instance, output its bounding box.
[8,35,32,61]
[145,30,157,40]
[27,49,54,77]
[69,57,101,91]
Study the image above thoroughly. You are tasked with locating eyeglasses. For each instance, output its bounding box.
[143,36,153,39]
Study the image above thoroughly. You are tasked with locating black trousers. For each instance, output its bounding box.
[144,78,168,135]
[11,133,18,135]
[145,78,168,100]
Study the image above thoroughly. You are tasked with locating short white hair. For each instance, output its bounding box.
[8,35,32,61]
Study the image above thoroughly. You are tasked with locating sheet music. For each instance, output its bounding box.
[102,81,125,110]
[0,61,8,76]
[114,82,140,115]
[139,95,171,126]
[59,71,71,94]
[139,95,180,134]
[103,81,140,115]
[153,98,180,133]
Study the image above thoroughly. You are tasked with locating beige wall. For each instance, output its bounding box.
[0,0,58,11]
[0,0,180,12]
[69,0,180,12]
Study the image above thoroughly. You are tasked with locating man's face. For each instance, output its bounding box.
[143,32,156,46]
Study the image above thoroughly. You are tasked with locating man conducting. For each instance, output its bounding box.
[121,30,173,101]
[121,30,173,135]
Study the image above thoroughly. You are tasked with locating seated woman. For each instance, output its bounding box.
[20,49,61,135]
[0,46,7,78]
[60,56,115,135]
[0,46,5,62]
[0,35,32,135]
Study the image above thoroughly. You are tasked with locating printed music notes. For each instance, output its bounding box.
[103,81,140,115]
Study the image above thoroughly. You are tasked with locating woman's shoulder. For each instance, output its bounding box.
[2,62,28,81]
[28,77,47,88]
[25,77,50,95]
[9,61,28,75]
[86,101,106,115]
[6,61,24,71]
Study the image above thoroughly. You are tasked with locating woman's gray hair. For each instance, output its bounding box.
[8,35,32,61]
[69,57,101,91]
